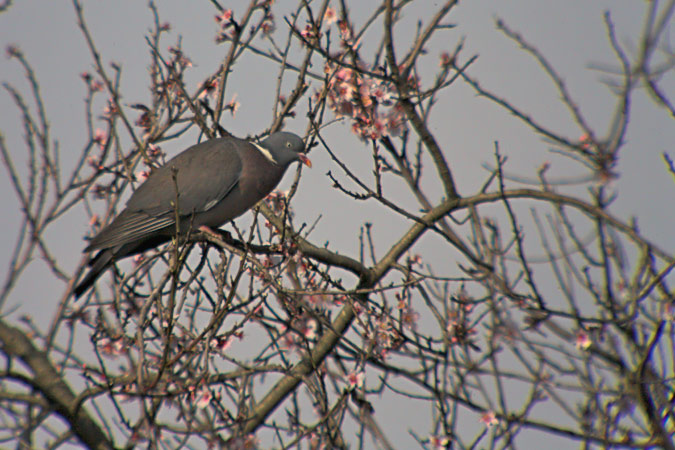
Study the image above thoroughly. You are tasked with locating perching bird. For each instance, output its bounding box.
[74,132,310,297]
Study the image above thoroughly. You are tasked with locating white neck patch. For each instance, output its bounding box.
[252,142,277,164]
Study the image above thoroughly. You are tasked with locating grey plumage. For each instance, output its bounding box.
[74,132,309,297]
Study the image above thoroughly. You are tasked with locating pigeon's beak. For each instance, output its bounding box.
[298,154,312,168]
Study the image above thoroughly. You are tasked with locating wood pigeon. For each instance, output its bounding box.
[74,132,310,297]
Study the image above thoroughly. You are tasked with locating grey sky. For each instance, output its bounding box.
[1,0,673,448]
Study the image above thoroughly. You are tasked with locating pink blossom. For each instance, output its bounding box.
[346,370,364,389]
[102,98,118,118]
[215,9,233,26]
[198,78,218,99]
[480,411,498,427]
[135,110,152,130]
[91,80,103,92]
[351,121,365,139]
[167,46,192,70]
[359,83,374,107]
[300,24,321,43]
[302,319,318,339]
[440,52,453,67]
[385,109,406,136]
[307,293,330,308]
[279,325,297,350]
[324,62,336,75]
[377,347,391,359]
[265,189,289,214]
[367,315,401,357]
[98,337,125,356]
[309,433,323,449]
[93,129,107,148]
[261,12,275,34]
[323,7,338,26]
[369,116,387,139]
[370,83,393,105]
[229,434,259,450]
[335,67,352,82]
[194,387,212,409]
[132,254,144,265]
[337,20,352,41]
[575,330,592,350]
[135,169,150,183]
[227,94,240,117]
[211,336,233,352]
[211,331,242,351]
[429,435,451,449]
[445,309,477,346]
[143,145,161,160]
[87,156,102,171]
[337,81,356,102]
[340,36,361,52]
[178,55,192,69]
[400,307,419,330]
[579,133,592,150]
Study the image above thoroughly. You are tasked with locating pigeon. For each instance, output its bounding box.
[74,132,310,297]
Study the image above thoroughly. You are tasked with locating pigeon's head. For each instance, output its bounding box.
[259,132,311,168]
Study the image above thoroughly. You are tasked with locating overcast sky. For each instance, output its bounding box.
[1,1,673,448]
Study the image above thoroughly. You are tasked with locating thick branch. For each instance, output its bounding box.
[0,320,113,450]
[238,196,462,435]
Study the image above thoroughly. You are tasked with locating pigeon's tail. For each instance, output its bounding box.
[74,249,114,298]
[74,235,169,298]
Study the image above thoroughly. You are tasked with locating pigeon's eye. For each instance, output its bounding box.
[286,142,292,148]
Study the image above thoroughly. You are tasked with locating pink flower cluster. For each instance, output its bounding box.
[167,46,192,72]
[260,12,275,35]
[323,63,406,141]
[263,189,290,216]
[80,72,104,92]
[279,317,318,352]
[97,336,126,357]
[446,290,478,348]
[345,370,364,390]
[363,314,402,360]
[300,24,322,43]
[214,9,236,43]
[298,9,408,141]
